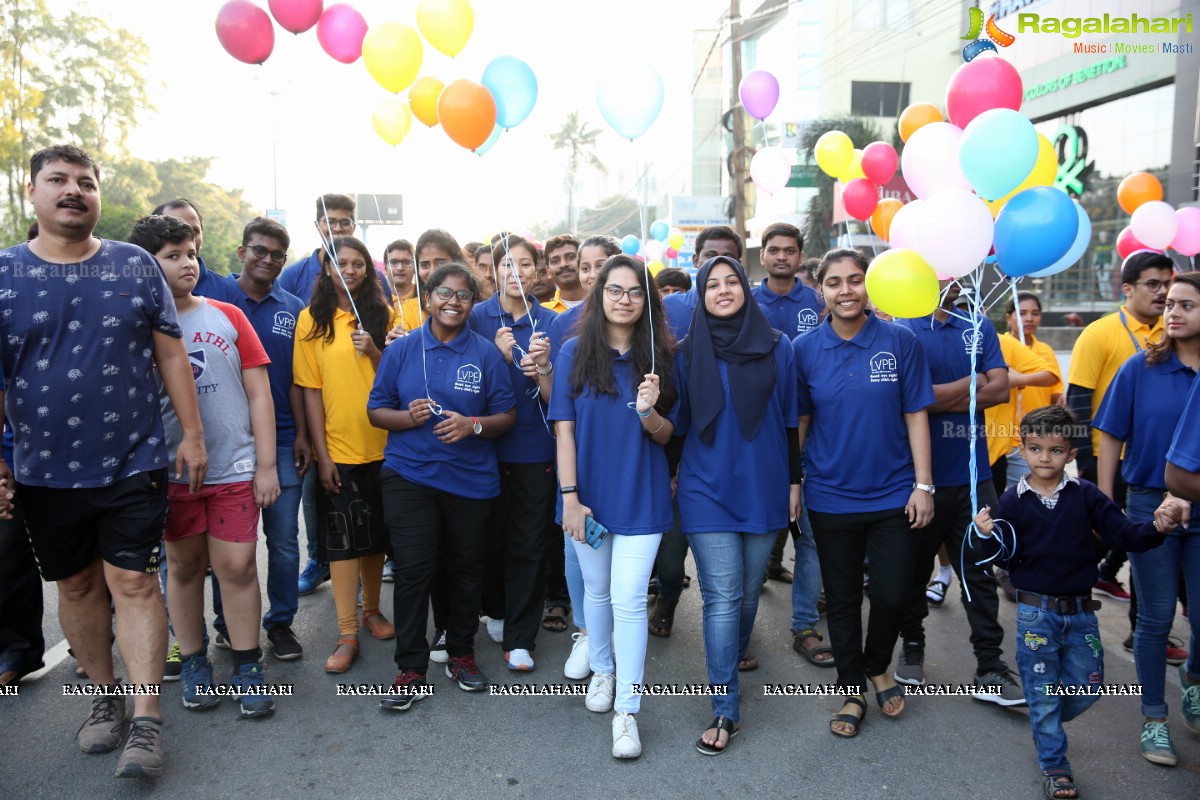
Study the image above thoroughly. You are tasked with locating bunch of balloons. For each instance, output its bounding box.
[814,131,899,223]
[735,69,795,196]
[614,221,686,276]
[1115,172,1200,259]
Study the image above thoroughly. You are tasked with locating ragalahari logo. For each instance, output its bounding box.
[961,7,1015,61]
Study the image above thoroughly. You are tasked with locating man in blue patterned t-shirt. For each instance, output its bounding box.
[0,144,207,780]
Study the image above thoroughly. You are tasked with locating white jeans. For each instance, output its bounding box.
[573,532,662,713]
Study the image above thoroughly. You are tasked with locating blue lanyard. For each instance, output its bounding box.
[1118,308,1143,353]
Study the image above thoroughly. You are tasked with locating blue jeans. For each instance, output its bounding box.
[563,531,586,629]
[1005,446,1027,490]
[689,530,778,721]
[1014,602,1104,774]
[214,448,302,631]
[790,507,822,633]
[1127,485,1200,717]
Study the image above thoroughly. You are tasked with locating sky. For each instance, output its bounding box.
[52,0,732,250]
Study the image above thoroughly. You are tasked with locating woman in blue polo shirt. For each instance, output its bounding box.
[793,248,935,737]
[548,254,678,759]
[469,236,558,672]
[367,263,516,707]
[676,255,801,754]
[1095,270,1200,766]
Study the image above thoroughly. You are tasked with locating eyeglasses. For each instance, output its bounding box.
[432,286,474,302]
[323,217,355,232]
[604,284,646,302]
[387,258,414,269]
[245,244,287,263]
[1134,279,1170,292]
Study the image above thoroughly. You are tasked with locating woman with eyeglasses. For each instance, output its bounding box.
[398,229,465,334]
[548,254,678,758]
[294,236,396,674]
[368,263,516,707]
[467,236,559,671]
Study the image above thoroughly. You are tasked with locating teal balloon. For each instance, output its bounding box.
[481,56,538,129]
[959,108,1038,201]
[1030,201,1091,277]
[475,125,502,157]
[650,219,669,242]
[595,62,664,141]
[620,235,640,255]
[994,187,1078,277]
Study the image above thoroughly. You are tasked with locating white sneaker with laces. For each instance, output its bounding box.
[429,630,448,664]
[586,672,615,712]
[611,712,641,759]
[564,632,590,680]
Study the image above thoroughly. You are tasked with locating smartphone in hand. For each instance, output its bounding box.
[584,516,608,549]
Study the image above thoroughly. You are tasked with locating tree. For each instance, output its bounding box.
[576,195,653,240]
[547,112,607,232]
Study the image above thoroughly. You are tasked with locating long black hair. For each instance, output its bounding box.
[306,236,390,350]
[569,255,677,414]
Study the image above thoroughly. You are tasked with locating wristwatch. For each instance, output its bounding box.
[471,417,483,436]
[914,482,936,496]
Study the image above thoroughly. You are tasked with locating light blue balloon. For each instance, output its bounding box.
[481,56,538,129]
[595,62,664,141]
[959,108,1039,201]
[620,235,641,255]
[1029,201,1091,277]
[650,219,670,242]
[994,187,1078,277]
[475,125,502,157]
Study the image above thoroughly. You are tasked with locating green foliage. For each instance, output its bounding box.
[547,111,607,232]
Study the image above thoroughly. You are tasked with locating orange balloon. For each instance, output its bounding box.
[898,102,943,143]
[437,79,497,150]
[1117,172,1163,215]
[409,76,444,128]
[870,197,903,241]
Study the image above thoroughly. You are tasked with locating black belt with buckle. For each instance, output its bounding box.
[1015,590,1101,614]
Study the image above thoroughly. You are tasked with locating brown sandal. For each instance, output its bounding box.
[324,636,360,674]
[738,653,759,672]
[362,610,395,640]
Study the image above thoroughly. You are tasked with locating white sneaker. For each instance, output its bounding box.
[505,648,535,671]
[429,630,448,664]
[611,712,641,759]
[564,632,590,680]
[586,672,615,712]
[483,616,504,644]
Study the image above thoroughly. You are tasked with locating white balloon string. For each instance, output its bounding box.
[317,195,363,357]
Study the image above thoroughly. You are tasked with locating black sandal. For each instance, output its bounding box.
[873,682,906,717]
[541,605,569,632]
[1042,771,1078,799]
[696,716,740,755]
[830,695,866,738]
[793,628,835,668]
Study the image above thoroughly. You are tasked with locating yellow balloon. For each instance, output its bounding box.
[986,133,1057,217]
[409,76,444,128]
[864,248,940,319]
[363,22,424,94]
[372,96,412,146]
[416,0,475,58]
[839,148,867,183]
[815,131,854,179]
[648,260,665,277]
[667,231,684,250]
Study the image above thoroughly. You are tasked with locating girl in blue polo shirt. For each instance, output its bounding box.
[792,248,935,738]
[367,263,515,708]
[468,236,558,672]
[548,254,678,759]
[1094,270,1200,767]
[676,255,801,755]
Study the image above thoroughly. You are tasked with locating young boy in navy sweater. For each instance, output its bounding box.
[973,406,1179,800]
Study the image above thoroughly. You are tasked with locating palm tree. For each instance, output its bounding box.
[547,111,607,232]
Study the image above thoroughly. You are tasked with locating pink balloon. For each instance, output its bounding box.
[842,179,879,221]
[1171,207,1200,257]
[1130,200,1178,250]
[945,57,1023,129]
[316,3,367,64]
[665,247,678,259]
[900,122,972,200]
[269,0,323,33]
[888,199,925,250]
[215,0,275,65]
[739,70,780,121]
[1116,226,1149,260]
[860,142,898,185]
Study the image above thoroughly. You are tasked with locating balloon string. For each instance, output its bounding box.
[316,195,363,358]
[628,150,655,413]
[962,264,983,602]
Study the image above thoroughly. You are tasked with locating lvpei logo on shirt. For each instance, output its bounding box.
[454,363,482,394]
[962,329,984,356]
[869,351,898,383]
[797,308,819,334]
[272,311,296,338]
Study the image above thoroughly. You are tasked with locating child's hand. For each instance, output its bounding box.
[973,505,995,537]
[1154,495,1187,531]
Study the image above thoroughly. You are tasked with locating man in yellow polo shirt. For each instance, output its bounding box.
[541,234,586,313]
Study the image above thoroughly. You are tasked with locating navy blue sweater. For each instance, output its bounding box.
[974,479,1165,596]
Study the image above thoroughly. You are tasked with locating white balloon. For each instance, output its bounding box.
[1130,200,1178,250]
[644,240,664,261]
[900,122,972,200]
[750,147,792,196]
[888,199,926,250]
[914,189,994,278]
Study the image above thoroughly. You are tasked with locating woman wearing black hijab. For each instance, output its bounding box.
[675,256,802,754]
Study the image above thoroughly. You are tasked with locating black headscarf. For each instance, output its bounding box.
[681,256,781,444]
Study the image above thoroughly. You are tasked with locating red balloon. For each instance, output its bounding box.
[945,57,1023,129]
[1116,226,1151,260]
[842,179,880,221]
[860,142,898,185]
[215,0,275,65]
[268,0,323,34]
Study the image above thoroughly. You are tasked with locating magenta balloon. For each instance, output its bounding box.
[842,179,880,221]
[945,57,1023,129]
[739,69,780,120]
[860,141,898,185]
[316,3,368,64]
[215,0,275,65]
[268,0,324,34]
[1171,207,1200,257]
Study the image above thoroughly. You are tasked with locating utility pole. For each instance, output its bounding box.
[729,0,747,241]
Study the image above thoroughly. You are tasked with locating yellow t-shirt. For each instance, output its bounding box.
[1067,306,1164,451]
[399,296,426,331]
[1017,334,1063,429]
[293,307,388,465]
[986,334,1054,465]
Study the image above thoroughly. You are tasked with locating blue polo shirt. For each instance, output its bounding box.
[277,250,323,304]
[895,312,1006,486]
[226,276,307,449]
[468,296,558,463]
[193,255,239,303]
[675,337,798,534]
[794,312,934,514]
[549,302,587,361]
[0,240,182,488]
[548,337,677,535]
[662,289,699,342]
[1167,365,1200,473]
[751,279,823,338]
[368,321,515,499]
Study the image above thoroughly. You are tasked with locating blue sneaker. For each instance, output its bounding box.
[1181,664,1200,734]
[1140,721,1178,766]
[179,653,220,711]
[298,559,330,596]
[230,662,275,719]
